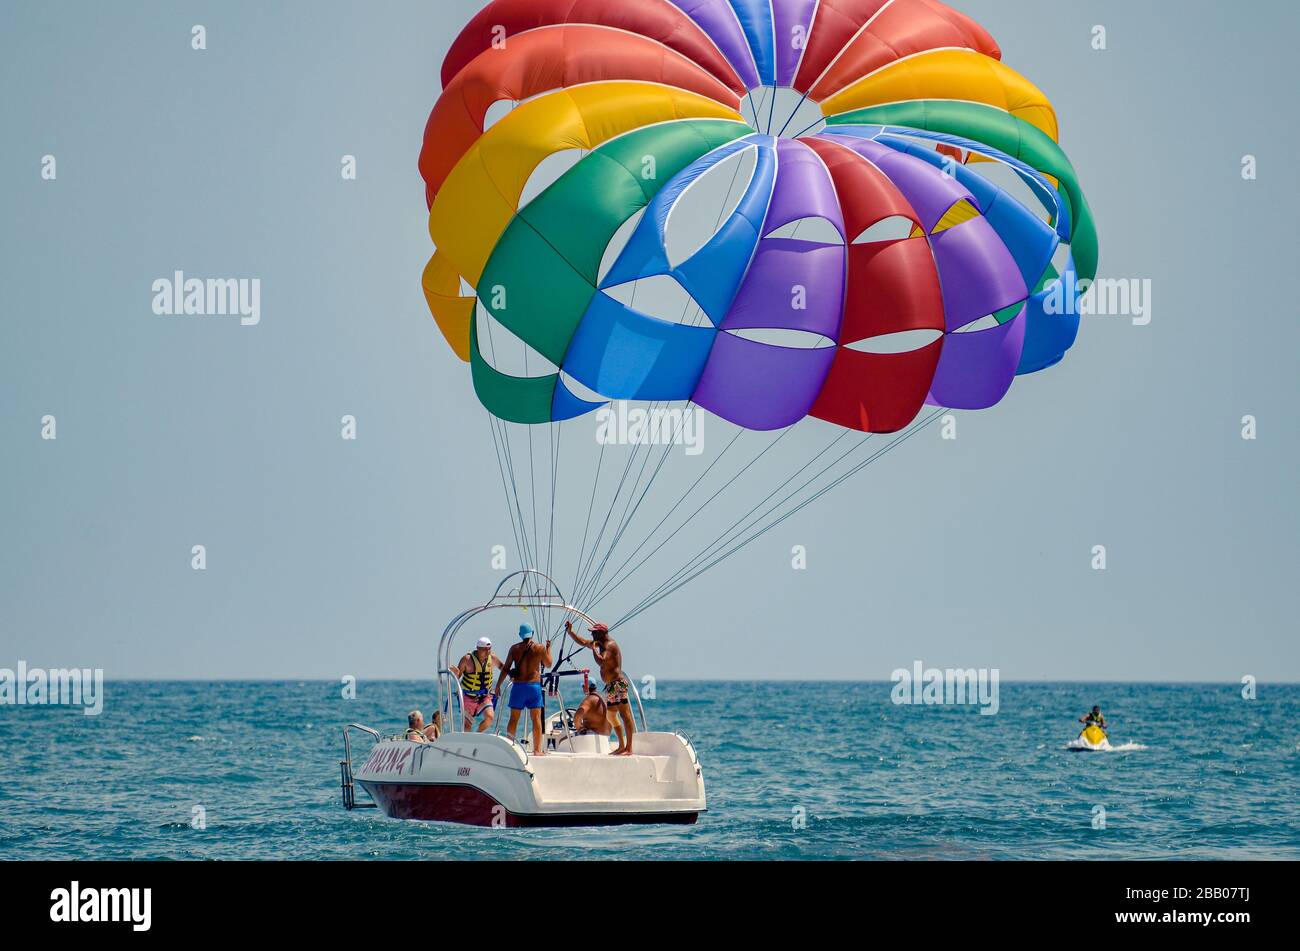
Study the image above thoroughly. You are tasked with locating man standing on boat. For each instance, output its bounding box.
[565,620,634,755]
[495,625,552,756]
[449,636,504,732]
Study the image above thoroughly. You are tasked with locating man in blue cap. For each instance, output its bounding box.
[495,624,553,755]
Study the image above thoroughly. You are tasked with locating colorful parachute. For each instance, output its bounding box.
[418,0,1098,623]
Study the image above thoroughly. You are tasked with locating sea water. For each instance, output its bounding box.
[1,681,1296,860]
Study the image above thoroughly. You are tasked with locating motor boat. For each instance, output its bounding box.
[1067,722,1112,752]
[339,571,706,827]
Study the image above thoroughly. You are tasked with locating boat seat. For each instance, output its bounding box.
[550,732,611,755]
[528,753,686,804]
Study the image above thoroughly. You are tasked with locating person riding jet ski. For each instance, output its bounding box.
[1078,706,1107,732]
[1071,705,1111,751]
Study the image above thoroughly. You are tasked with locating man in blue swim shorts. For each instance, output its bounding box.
[495,624,553,756]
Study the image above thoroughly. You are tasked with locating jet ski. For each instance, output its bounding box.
[1067,722,1112,752]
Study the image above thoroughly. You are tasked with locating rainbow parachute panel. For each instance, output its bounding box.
[420,0,1098,433]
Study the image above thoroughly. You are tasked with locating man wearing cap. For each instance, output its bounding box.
[565,620,634,755]
[448,637,505,732]
[495,624,553,755]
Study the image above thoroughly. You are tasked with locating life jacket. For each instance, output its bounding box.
[462,652,493,698]
[1086,711,1103,724]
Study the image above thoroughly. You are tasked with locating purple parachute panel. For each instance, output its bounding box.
[928,307,1027,410]
[669,0,763,90]
[773,0,820,86]
[693,139,846,430]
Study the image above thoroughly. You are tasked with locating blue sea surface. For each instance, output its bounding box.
[1,681,1297,860]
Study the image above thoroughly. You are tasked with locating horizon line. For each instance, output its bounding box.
[19,676,1297,686]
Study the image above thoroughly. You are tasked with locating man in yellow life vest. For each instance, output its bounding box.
[449,637,505,732]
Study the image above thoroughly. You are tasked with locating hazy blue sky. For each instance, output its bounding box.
[2,0,1296,681]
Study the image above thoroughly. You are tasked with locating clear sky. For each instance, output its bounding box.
[2,0,1296,681]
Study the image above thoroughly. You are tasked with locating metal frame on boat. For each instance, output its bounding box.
[340,571,706,827]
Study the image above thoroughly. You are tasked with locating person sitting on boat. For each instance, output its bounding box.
[405,710,431,743]
[573,682,611,737]
[427,711,443,741]
[1079,706,1107,731]
[565,620,634,756]
[449,636,504,732]
[495,624,552,756]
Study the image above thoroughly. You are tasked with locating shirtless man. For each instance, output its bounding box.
[572,682,611,737]
[449,636,504,732]
[565,620,634,755]
[494,624,553,755]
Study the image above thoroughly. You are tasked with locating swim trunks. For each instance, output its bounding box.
[509,681,545,711]
[605,678,630,706]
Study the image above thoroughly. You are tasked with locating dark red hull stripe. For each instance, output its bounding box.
[359,781,699,828]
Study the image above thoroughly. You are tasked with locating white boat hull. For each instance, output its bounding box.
[355,730,705,827]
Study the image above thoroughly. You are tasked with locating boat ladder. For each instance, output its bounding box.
[340,724,380,810]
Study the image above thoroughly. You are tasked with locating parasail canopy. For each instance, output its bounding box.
[418,0,1099,627]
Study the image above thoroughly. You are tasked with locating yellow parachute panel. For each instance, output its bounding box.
[427,82,745,284]
[822,49,1059,142]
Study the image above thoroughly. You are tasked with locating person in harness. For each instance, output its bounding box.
[449,637,505,732]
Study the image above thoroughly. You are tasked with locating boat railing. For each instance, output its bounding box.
[437,669,465,734]
[489,592,567,608]
[628,678,649,733]
[345,723,381,745]
[493,678,511,736]
[491,569,566,604]
[489,679,534,766]
[340,724,381,810]
[489,678,538,760]
[548,677,575,748]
